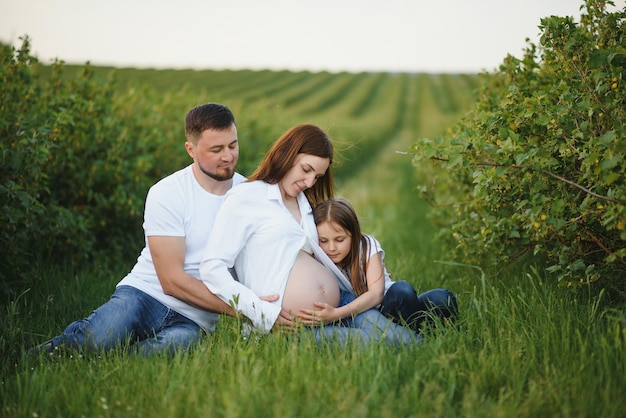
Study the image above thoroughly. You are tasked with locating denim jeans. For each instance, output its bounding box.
[380,281,458,332]
[307,290,421,347]
[50,285,203,356]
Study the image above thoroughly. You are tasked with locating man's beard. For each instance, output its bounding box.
[199,164,235,182]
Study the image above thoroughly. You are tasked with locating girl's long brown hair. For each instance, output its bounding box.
[313,198,370,295]
[247,124,334,207]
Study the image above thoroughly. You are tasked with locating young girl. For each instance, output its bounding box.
[299,197,458,333]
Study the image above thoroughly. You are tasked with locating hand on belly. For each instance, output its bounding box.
[282,251,340,315]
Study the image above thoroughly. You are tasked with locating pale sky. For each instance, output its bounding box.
[1,0,624,73]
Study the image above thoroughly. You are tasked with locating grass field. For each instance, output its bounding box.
[1,66,625,417]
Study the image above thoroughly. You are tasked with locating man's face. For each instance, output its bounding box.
[187,124,239,181]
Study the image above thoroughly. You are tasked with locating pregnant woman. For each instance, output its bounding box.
[200,124,348,333]
[200,123,420,346]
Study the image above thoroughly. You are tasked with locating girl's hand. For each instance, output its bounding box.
[297,302,340,325]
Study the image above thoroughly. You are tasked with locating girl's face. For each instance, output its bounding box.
[279,153,329,199]
[317,221,352,265]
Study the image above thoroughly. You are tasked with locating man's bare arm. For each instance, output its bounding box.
[148,236,237,315]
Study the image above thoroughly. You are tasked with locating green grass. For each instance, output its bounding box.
[2,66,625,418]
[3,261,624,417]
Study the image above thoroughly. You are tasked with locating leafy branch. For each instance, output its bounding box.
[477,160,623,204]
[429,156,623,204]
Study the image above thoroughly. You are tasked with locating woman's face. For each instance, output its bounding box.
[279,153,329,199]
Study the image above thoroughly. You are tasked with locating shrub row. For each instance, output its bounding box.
[412,0,625,287]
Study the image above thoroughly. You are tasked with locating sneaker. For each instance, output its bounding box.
[27,339,56,357]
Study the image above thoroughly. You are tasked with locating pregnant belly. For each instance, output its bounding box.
[282,251,340,314]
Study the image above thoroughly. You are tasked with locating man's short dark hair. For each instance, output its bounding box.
[185,103,235,142]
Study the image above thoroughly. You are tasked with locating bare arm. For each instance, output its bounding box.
[149,235,237,316]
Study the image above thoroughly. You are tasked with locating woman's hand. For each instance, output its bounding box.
[297,302,341,326]
[271,308,298,333]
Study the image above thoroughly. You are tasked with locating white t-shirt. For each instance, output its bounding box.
[199,181,351,333]
[363,235,395,294]
[117,164,246,332]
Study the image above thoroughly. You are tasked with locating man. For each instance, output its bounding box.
[29,103,251,356]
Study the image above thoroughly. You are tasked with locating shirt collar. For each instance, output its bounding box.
[265,182,312,216]
[266,182,282,201]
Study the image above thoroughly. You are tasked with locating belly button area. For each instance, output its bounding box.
[320,284,331,294]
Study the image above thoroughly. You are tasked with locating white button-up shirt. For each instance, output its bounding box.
[199,180,351,332]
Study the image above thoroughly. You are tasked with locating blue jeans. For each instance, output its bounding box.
[50,285,203,356]
[307,290,421,346]
[380,281,458,332]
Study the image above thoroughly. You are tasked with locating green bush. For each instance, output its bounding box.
[0,38,179,294]
[411,0,625,287]
[1,38,94,291]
